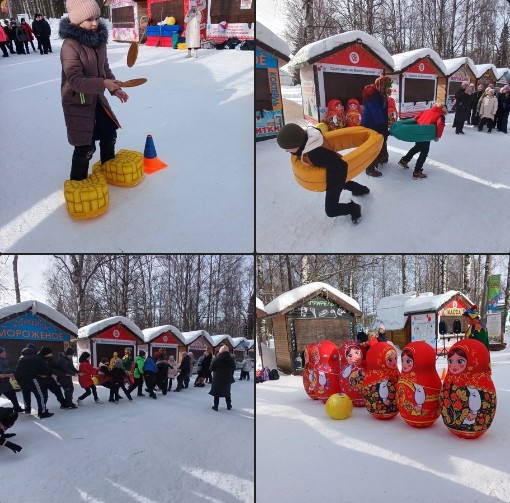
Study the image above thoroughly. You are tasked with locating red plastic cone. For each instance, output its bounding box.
[143,134,168,174]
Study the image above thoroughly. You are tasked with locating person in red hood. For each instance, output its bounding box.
[397,103,447,180]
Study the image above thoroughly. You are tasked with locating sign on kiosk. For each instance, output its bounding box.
[0,312,70,342]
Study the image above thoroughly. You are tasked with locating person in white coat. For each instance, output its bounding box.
[184,0,202,58]
[478,88,498,133]
[167,355,179,391]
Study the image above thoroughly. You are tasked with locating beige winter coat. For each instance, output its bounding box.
[479,95,498,120]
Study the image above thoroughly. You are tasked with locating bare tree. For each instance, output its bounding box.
[12,255,20,304]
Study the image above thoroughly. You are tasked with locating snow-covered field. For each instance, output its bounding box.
[256,347,510,503]
[1,20,253,252]
[256,85,510,253]
[0,367,254,503]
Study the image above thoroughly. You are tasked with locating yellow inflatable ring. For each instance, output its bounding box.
[290,126,384,192]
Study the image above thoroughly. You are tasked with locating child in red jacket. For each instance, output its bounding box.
[398,103,447,180]
[77,352,103,405]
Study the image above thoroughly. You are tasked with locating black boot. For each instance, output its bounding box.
[70,145,95,180]
[347,200,362,225]
[100,138,116,164]
[345,181,370,196]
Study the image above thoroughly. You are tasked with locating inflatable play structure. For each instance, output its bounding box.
[338,340,367,407]
[64,170,109,219]
[92,150,145,188]
[390,118,436,142]
[440,339,496,439]
[290,126,384,191]
[363,342,400,420]
[303,343,320,400]
[396,341,442,428]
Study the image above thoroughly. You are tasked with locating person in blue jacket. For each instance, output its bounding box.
[143,354,158,399]
[361,76,392,177]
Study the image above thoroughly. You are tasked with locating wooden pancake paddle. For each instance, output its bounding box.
[127,41,139,67]
[113,78,148,88]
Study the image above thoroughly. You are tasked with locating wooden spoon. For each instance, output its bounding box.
[113,78,148,88]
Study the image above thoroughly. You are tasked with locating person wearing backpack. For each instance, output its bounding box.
[209,345,236,411]
[143,354,158,399]
[127,350,147,397]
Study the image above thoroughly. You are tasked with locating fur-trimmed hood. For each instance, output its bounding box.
[59,17,108,48]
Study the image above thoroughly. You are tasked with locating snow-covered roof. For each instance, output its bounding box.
[142,325,186,344]
[442,57,477,77]
[78,316,144,341]
[286,30,394,70]
[256,21,290,62]
[374,291,419,330]
[180,330,214,346]
[0,300,78,335]
[474,64,497,78]
[495,67,510,80]
[265,281,362,317]
[392,48,447,76]
[403,290,473,315]
[230,337,251,349]
[210,334,235,347]
[256,297,267,318]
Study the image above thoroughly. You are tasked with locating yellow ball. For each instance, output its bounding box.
[325,393,353,420]
[316,122,329,134]
[167,16,176,25]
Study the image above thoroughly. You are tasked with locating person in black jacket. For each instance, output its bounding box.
[109,358,132,403]
[0,347,24,413]
[209,345,236,411]
[174,352,190,392]
[470,84,485,126]
[277,123,368,224]
[36,347,68,411]
[453,83,472,134]
[57,347,79,409]
[376,324,388,342]
[156,352,170,395]
[0,407,22,453]
[15,344,53,418]
[31,13,52,54]
[194,351,212,387]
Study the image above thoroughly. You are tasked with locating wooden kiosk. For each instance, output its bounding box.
[287,30,394,125]
[390,48,447,118]
[181,330,214,361]
[256,21,290,141]
[438,57,477,111]
[264,282,362,375]
[0,300,77,358]
[475,64,497,88]
[143,324,187,361]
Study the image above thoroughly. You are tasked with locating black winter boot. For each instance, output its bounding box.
[347,200,362,225]
[345,181,370,196]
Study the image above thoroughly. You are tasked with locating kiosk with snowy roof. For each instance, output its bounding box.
[389,48,447,118]
[285,31,394,125]
[375,290,473,355]
[495,67,510,88]
[264,282,362,375]
[181,330,214,362]
[256,21,291,141]
[438,57,477,111]
[475,64,497,87]
[143,324,187,361]
[78,316,145,367]
[209,334,234,354]
[0,300,78,357]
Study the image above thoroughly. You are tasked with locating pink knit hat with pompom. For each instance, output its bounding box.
[66,0,100,25]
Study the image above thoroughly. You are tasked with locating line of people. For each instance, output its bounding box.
[0,15,52,58]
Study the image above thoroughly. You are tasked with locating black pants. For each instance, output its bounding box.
[37,376,66,407]
[57,375,75,406]
[144,373,157,396]
[478,117,494,132]
[213,394,232,409]
[5,39,15,53]
[0,389,22,410]
[157,375,168,395]
[0,42,8,57]
[167,377,174,390]
[175,374,187,391]
[109,382,131,401]
[324,163,351,218]
[14,40,25,54]
[402,141,430,172]
[39,35,51,53]
[127,375,144,396]
[25,379,47,415]
[78,384,99,401]
[240,370,250,380]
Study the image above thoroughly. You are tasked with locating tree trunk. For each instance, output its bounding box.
[480,255,492,324]
[463,254,471,299]
[401,255,407,293]
[13,255,21,303]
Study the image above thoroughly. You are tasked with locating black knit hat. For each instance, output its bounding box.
[65,347,75,356]
[276,123,307,150]
[38,346,53,357]
[139,350,146,357]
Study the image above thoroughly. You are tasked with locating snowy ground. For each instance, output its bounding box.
[256,347,510,503]
[0,368,254,503]
[1,22,253,252]
[256,85,510,252]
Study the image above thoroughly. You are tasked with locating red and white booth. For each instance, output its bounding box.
[77,316,145,367]
[181,330,215,362]
[474,64,497,88]
[143,325,187,361]
[439,57,477,111]
[390,48,447,118]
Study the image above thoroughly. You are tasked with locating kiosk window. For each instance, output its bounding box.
[447,81,462,98]
[256,68,272,111]
[324,73,377,106]
[112,6,135,28]
[404,78,436,102]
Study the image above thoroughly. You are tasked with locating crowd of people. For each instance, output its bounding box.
[0,15,52,57]
[0,343,252,453]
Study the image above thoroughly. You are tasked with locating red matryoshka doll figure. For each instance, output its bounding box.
[363,342,400,420]
[303,343,320,400]
[325,99,346,130]
[316,340,341,403]
[396,341,442,428]
[387,96,398,126]
[440,339,496,439]
[338,340,366,406]
[345,98,362,127]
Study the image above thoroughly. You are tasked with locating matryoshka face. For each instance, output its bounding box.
[385,349,398,369]
[346,346,362,365]
[401,353,414,373]
[448,352,467,375]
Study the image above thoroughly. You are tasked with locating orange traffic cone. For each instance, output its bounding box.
[441,367,447,381]
[143,134,168,174]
